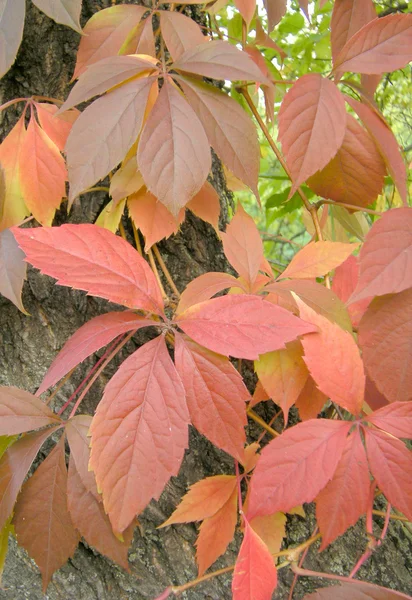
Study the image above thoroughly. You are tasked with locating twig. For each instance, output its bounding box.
[152,244,180,297]
[247,408,280,437]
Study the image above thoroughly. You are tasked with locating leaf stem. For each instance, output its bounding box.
[0,97,28,112]
[147,248,168,301]
[152,244,180,298]
[32,95,64,106]
[41,368,76,403]
[131,220,143,256]
[247,408,279,437]
[317,198,382,216]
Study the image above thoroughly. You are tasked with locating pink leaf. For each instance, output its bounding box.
[177,272,244,315]
[365,401,412,439]
[0,386,61,435]
[159,11,206,61]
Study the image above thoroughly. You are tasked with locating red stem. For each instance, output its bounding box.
[153,588,173,600]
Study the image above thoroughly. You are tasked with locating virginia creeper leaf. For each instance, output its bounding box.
[247,419,351,519]
[332,255,371,327]
[331,0,377,64]
[14,224,164,315]
[278,74,347,193]
[159,11,206,61]
[95,198,125,233]
[196,487,238,576]
[0,115,28,230]
[178,77,260,196]
[110,157,144,204]
[221,204,263,288]
[364,428,412,521]
[89,336,190,534]
[0,0,25,79]
[66,75,155,202]
[0,515,12,585]
[67,458,134,569]
[295,296,365,415]
[187,181,220,233]
[255,17,286,58]
[172,40,270,83]
[34,103,79,152]
[66,415,100,500]
[303,580,412,599]
[307,113,386,209]
[295,376,328,421]
[0,228,27,313]
[255,342,308,423]
[177,272,244,315]
[19,114,67,226]
[0,427,60,531]
[161,475,237,526]
[365,401,412,440]
[350,208,412,303]
[38,311,157,395]
[345,96,408,206]
[316,427,370,549]
[333,14,412,76]
[175,294,317,360]
[234,0,256,28]
[0,386,61,435]
[73,4,146,78]
[250,512,287,556]
[13,437,80,592]
[175,334,249,462]
[359,290,412,404]
[280,241,358,280]
[263,0,286,32]
[232,521,278,600]
[127,14,156,57]
[32,0,82,33]
[138,78,211,217]
[60,55,158,112]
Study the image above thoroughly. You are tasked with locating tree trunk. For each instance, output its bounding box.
[1,2,412,599]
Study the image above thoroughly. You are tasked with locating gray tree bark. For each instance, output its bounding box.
[1,2,411,599]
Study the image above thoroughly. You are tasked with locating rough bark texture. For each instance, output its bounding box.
[1,2,412,599]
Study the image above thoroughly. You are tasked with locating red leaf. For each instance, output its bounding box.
[316,427,370,549]
[263,0,286,32]
[295,377,328,421]
[234,0,256,28]
[137,78,211,217]
[128,188,184,252]
[0,115,28,230]
[303,580,412,599]
[61,55,159,112]
[66,75,155,202]
[13,437,80,591]
[332,255,371,327]
[175,294,317,360]
[0,386,61,435]
[173,40,270,83]
[13,224,164,315]
[365,401,412,439]
[364,428,412,521]
[175,334,249,462]
[0,0,25,79]
[161,475,237,526]
[331,0,377,64]
[196,487,238,576]
[67,458,134,570]
[65,415,100,500]
[89,336,190,534]
[365,375,389,412]
[0,228,27,313]
[307,113,386,209]
[19,113,67,226]
[34,103,79,152]
[159,11,206,61]
[247,419,351,519]
[38,312,157,395]
[178,75,260,197]
[280,241,358,280]
[177,272,244,315]
[0,427,59,530]
[350,208,412,303]
[73,5,146,78]
[232,521,278,600]
[31,0,82,33]
[278,74,347,193]
[345,96,408,206]
[333,14,412,76]
[187,181,220,233]
[221,204,263,289]
[359,289,412,403]
[255,341,308,424]
[295,296,365,415]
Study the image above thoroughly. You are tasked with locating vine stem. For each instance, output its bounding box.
[32,95,64,106]
[147,248,168,301]
[42,368,76,403]
[0,97,27,112]
[152,244,180,298]
[318,198,382,216]
[247,408,279,437]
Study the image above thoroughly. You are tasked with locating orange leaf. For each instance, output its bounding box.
[280,241,358,280]
[332,255,371,327]
[187,181,220,233]
[295,377,328,421]
[177,272,244,315]
[0,115,28,230]
[232,521,278,600]
[234,0,256,28]
[34,102,79,152]
[250,512,287,556]
[242,443,260,473]
[19,114,67,226]
[0,386,61,435]
[278,74,347,193]
[175,334,249,462]
[13,437,80,592]
[295,296,365,415]
[365,401,412,440]
[331,0,377,64]
[196,487,238,576]
[110,157,145,204]
[138,78,211,217]
[89,336,190,534]
[161,475,237,526]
